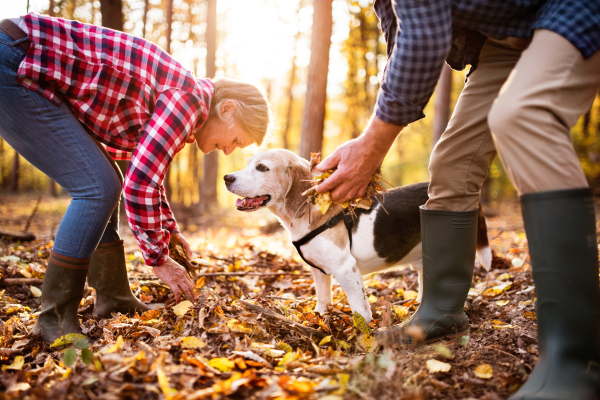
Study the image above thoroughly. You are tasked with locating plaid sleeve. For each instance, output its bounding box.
[123,90,200,266]
[375,0,452,126]
[105,146,133,161]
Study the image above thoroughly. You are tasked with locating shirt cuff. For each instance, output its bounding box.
[374,88,426,126]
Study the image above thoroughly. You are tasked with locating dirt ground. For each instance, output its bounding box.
[0,190,598,400]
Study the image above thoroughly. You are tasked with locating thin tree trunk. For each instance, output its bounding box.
[299,0,333,161]
[10,151,19,192]
[142,0,150,38]
[432,64,452,146]
[48,0,55,16]
[200,0,219,213]
[49,178,57,197]
[162,0,174,200]
[99,0,124,31]
[283,31,300,150]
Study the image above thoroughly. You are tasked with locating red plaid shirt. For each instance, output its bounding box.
[17,13,213,266]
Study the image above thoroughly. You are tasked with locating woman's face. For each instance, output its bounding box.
[193,100,252,155]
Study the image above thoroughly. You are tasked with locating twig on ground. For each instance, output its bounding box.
[23,195,42,233]
[0,278,43,286]
[238,300,327,340]
[0,230,36,242]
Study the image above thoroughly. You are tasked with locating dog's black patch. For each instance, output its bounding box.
[354,182,429,264]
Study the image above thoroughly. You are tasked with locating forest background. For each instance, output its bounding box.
[1,0,600,213]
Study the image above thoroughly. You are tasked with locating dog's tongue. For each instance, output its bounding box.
[236,195,268,208]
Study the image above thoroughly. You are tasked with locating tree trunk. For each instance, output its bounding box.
[432,64,452,146]
[283,32,301,150]
[48,0,55,16]
[299,0,333,160]
[10,151,19,192]
[142,0,150,38]
[200,0,219,213]
[166,0,173,53]
[99,0,124,31]
[49,178,57,197]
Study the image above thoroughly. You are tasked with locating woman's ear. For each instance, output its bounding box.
[220,100,238,117]
[284,162,312,220]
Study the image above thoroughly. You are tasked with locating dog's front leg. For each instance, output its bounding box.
[312,269,332,314]
[333,262,372,322]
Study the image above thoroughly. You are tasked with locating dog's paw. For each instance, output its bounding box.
[314,302,331,314]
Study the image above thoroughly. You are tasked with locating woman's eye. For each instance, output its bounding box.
[256,164,269,172]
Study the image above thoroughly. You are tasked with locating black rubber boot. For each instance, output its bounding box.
[376,207,477,346]
[87,240,157,316]
[510,188,600,400]
[32,251,89,343]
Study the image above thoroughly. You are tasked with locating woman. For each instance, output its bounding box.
[0,13,270,343]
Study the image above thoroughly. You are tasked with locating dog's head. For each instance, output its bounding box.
[224,149,312,220]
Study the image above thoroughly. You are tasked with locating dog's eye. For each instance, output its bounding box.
[256,163,269,172]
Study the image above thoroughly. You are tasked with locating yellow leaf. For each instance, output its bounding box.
[496,300,510,306]
[352,311,372,335]
[30,286,41,298]
[474,364,493,379]
[337,340,351,350]
[196,276,206,288]
[227,318,254,334]
[50,333,87,348]
[279,351,299,366]
[367,294,377,303]
[276,341,293,353]
[103,335,124,354]
[357,334,378,352]
[2,356,24,371]
[156,354,176,400]
[209,357,235,372]
[180,336,207,349]
[482,282,512,297]
[174,319,185,336]
[172,300,193,317]
[319,336,333,346]
[426,359,451,373]
[6,382,30,392]
[393,305,409,320]
[314,192,332,215]
[524,311,537,321]
[403,290,418,300]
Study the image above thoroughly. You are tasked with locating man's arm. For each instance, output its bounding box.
[317,0,452,202]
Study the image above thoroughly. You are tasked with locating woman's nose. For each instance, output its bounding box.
[224,174,236,185]
[224,146,234,155]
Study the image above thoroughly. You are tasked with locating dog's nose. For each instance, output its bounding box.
[224,174,236,185]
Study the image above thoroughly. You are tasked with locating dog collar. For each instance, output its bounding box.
[292,212,354,275]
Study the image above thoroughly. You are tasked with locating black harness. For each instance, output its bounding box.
[292,212,354,275]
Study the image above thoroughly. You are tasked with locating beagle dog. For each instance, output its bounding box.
[224,149,491,322]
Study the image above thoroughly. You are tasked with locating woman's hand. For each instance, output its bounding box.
[173,233,193,260]
[153,256,196,302]
[315,115,404,203]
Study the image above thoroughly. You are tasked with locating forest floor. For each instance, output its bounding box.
[1,190,598,400]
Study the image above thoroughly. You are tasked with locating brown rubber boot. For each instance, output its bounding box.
[87,240,157,316]
[32,251,90,343]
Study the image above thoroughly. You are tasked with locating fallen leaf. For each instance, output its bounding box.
[30,286,41,297]
[319,335,332,346]
[227,318,254,334]
[103,335,124,354]
[50,333,87,348]
[403,290,418,300]
[353,311,372,334]
[2,356,24,371]
[209,357,235,372]
[474,364,493,379]
[496,300,510,306]
[483,282,512,297]
[426,359,451,373]
[357,334,378,352]
[181,336,207,349]
[172,300,193,317]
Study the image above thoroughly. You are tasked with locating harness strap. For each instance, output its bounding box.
[292,212,354,275]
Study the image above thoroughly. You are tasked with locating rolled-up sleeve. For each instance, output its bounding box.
[375,0,452,126]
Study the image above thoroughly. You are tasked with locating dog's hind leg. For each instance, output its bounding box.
[312,269,332,314]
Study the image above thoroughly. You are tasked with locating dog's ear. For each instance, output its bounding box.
[284,161,312,220]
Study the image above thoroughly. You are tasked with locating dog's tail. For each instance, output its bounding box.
[476,206,492,271]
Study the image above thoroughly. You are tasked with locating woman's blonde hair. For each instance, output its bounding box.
[210,77,270,146]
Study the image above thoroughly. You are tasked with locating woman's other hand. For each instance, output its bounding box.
[173,233,193,260]
[315,115,404,203]
[153,256,196,302]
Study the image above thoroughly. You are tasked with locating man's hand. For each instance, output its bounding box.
[315,115,404,203]
[153,256,196,303]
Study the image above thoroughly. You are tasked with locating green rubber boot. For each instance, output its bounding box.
[510,188,600,400]
[87,240,157,316]
[32,251,89,343]
[376,207,477,346]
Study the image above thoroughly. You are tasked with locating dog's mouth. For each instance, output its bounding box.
[235,195,271,212]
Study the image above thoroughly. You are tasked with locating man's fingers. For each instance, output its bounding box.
[315,170,345,193]
[315,152,340,171]
[172,285,181,303]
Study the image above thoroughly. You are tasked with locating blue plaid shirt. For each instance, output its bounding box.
[374,0,600,126]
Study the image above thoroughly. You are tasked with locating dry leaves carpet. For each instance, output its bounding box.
[1,193,593,400]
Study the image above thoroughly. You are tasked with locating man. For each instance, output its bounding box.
[316,0,600,398]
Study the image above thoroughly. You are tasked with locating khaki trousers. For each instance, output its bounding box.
[426,29,600,211]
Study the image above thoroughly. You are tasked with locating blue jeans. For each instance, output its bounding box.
[0,30,122,259]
